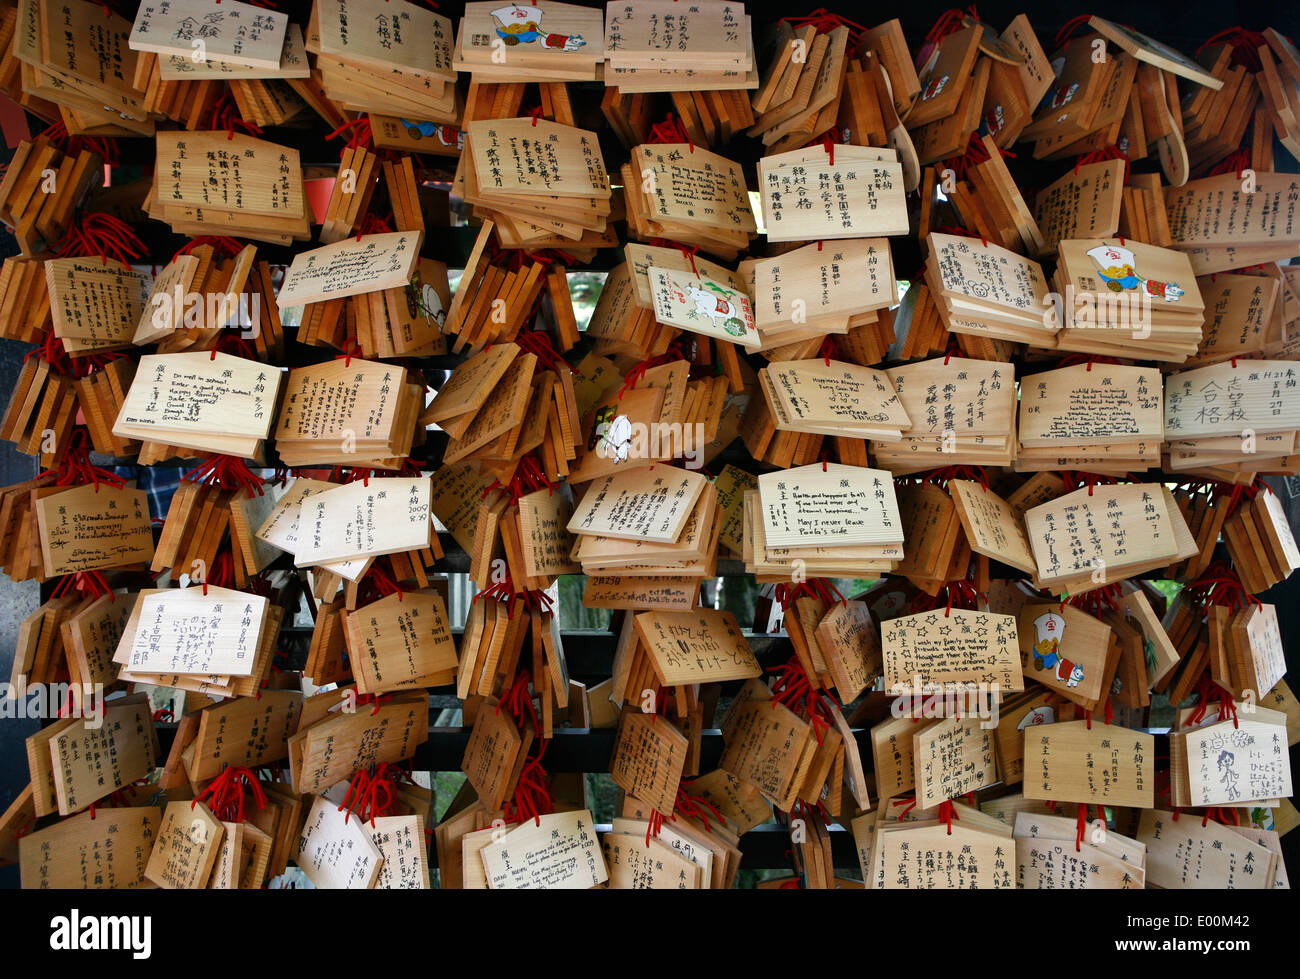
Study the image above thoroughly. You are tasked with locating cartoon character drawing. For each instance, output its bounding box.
[490,3,585,50]
[1048,80,1080,109]
[687,281,749,338]
[1217,750,1241,801]
[590,405,632,463]
[921,72,950,102]
[1032,611,1085,688]
[402,120,463,149]
[405,270,446,328]
[984,103,1006,135]
[1086,244,1185,302]
[1017,706,1056,730]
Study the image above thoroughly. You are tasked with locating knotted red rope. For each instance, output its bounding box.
[182,454,267,497]
[338,762,398,826]
[941,131,993,182]
[773,577,846,612]
[910,580,986,617]
[196,550,234,595]
[1187,673,1241,730]
[38,428,125,492]
[171,235,246,262]
[56,213,145,265]
[24,331,73,376]
[1064,582,1123,618]
[891,795,919,819]
[209,92,263,140]
[51,570,112,602]
[515,329,572,373]
[936,798,960,835]
[356,558,405,606]
[674,780,726,834]
[1213,477,1270,518]
[1055,14,1094,50]
[38,120,120,168]
[1184,561,1261,611]
[192,765,266,823]
[1208,148,1253,180]
[481,452,557,507]
[504,741,553,827]
[922,464,990,491]
[1061,470,1124,496]
[924,7,975,45]
[618,341,687,399]
[769,656,838,745]
[1197,27,1266,69]
[648,114,693,152]
[496,669,540,735]
[1201,806,1240,827]
[1056,352,1122,372]
[789,797,832,827]
[326,117,374,153]
[1074,144,1131,183]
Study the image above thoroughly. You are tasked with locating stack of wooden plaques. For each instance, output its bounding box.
[1051,238,1204,361]
[603,0,754,93]
[624,142,757,258]
[747,23,850,154]
[877,356,1016,472]
[136,243,285,362]
[274,358,422,468]
[924,233,1053,345]
[288,689,429,796]
[583,255,680,361]
[274,230,427,350]
[1164,360,1300,478]
[308,0,459,123]
[13,0,152,135]
[0,354,76,466]
[112,586,280,698]
[1189,272,1281,367]
[453,0,604,82]
[757,359,910,441]
[745,463,904,579]
[1030,159,1126,256]
[1165,171,1300,274]
[569,358,725,481]
[288,476,434,575]
[571,475,719,583]
[1223,489,1300,595]
[147,131,311,244]
[0,257,52,343]
[941,135,1045,256]
[458,117,612,246]
[0,138,102,255]
[1022,482,1198,595]
[751,238,897,349]
[1257,30,1300,161]
[44,256,150,357]
[440,349,547,472]
[74,357,140,458]
[567,466,710,574]
[113,351,281,460]
[757,144,908,241]
[129,0,289,73]
[1016,362,1164,473]
[128,0,306,128]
